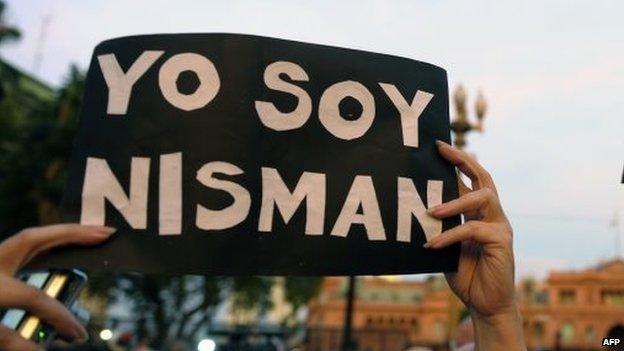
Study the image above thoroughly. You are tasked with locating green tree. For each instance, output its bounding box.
[87,275,323,347]
[0,1,57,236]
[108,274,224,346]
[0,0,20,45]
[0,65,82,236]
[284,277,323,313]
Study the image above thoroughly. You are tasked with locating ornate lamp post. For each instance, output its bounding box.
[450,85,487,150]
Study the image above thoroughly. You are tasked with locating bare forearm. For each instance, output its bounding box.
[471,306,527,351]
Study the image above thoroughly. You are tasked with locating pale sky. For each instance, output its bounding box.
[1,0,623,280]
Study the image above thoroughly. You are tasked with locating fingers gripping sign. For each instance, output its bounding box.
[426,141,516,317]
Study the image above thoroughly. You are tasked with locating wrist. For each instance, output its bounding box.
[470,305,526,351]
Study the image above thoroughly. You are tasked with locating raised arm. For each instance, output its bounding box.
[426,141,526,350]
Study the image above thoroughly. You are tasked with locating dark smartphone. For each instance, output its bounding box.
[0,269,88,345]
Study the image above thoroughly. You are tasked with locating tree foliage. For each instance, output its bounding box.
[0,1,20,45]
[0,64,83,236]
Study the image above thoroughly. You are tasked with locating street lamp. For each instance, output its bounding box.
[99,329,113,341]
[340,275,357,351]
[198,338,216,351]
[450,85,487,150]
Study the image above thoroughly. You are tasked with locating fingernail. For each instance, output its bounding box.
[75,325,88,341]
[96,226,117,236]
[68,325,89,342]
[435,140,450,148]
[423,242,431,249]
[427,205,441,214]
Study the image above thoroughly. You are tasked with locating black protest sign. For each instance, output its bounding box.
[36,34,461,276]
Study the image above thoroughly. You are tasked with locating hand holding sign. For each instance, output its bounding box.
[427,142,525,350]
[34,34,461,275]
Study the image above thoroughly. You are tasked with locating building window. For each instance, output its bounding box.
[602,290,624,305]
[434,320,444,338]
[585,325,595,342]
[411,318,420,334]
[535,291,549,304]
[534,322,545,340]
[560,322,575,343]
[559,289,576,304]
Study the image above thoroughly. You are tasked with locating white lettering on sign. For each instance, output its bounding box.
[258,167,326,235]
[90,51,446,243]
[379,83,434,148]
[255,61,312,131]
[330,175,386,241]
[397,177,442,242]
[80,155,443,241]
[195,161,251,231]
[318,81,376,140]
[81,157,150,229]
[158,53,221,111]
[98,51,164,115]
[98,53,435,148]
[159,152,182,235]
